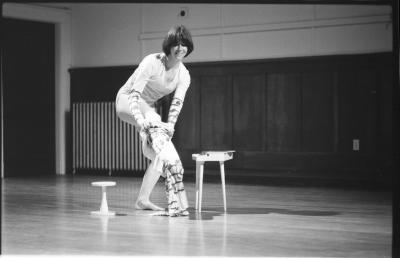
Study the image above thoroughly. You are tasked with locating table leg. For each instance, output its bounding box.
[100,186,109,213]
[195,161,200,210]
[198,162,204,212]
[219,161,227,212]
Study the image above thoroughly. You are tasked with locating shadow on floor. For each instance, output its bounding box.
[188,207,340,220]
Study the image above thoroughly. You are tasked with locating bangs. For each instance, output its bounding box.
[162,25,194,57]
[174,29,191,46]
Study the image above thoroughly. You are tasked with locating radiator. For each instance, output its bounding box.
[72,102,150,175]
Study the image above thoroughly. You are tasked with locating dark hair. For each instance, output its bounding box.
[162,25,194,57]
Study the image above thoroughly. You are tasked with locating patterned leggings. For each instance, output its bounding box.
[163,161,188,216]
[143,124,189,216]
[116,91,188,216]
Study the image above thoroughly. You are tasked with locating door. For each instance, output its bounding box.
[2,18,55,177]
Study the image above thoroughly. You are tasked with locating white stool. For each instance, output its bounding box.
[91,181,116,216]
[192,151,235,212]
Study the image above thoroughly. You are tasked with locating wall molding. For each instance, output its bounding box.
[2,3,71,22]
[139,14,391,40]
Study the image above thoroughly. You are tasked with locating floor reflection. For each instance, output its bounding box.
[91,214,114,243]
[189,207,340,220]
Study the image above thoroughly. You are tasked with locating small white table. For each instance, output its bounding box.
[192,151,235,212]
[91,181,116,216]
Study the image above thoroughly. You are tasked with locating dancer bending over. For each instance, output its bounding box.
[115,25,194,216]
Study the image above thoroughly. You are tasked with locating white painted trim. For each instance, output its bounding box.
[2,3,72,176]
[2,3,70,22]
[212,49,392,63]
[139,14,391,40]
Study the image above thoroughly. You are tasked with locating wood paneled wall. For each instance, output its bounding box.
[69,53,394,181]
[174,53,393,178]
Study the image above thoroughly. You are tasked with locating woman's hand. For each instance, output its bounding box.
[140,119,151,131]
[162,122,175,139]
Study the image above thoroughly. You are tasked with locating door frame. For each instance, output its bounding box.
[2,3,71,177]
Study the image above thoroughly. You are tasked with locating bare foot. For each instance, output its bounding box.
[179,209,189,216]
[135,199,164,211]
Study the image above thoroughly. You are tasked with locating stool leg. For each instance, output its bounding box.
[198,162,204,212]
[100,186,109,213]
[219,161,227,212]
[195,161,200,210]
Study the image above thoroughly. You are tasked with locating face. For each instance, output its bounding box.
[170,44,188,61]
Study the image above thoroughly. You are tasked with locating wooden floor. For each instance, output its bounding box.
[1,174,392,257]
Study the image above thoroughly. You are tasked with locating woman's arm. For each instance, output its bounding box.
[166,70,191,135]
[125,55,154,129]
[167,97,184,126]
[128,90,146,129]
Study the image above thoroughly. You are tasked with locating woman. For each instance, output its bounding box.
[115,25,193,216]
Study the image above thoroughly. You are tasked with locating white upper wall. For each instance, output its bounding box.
[70,3,392,67]
[71,3,142,67]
